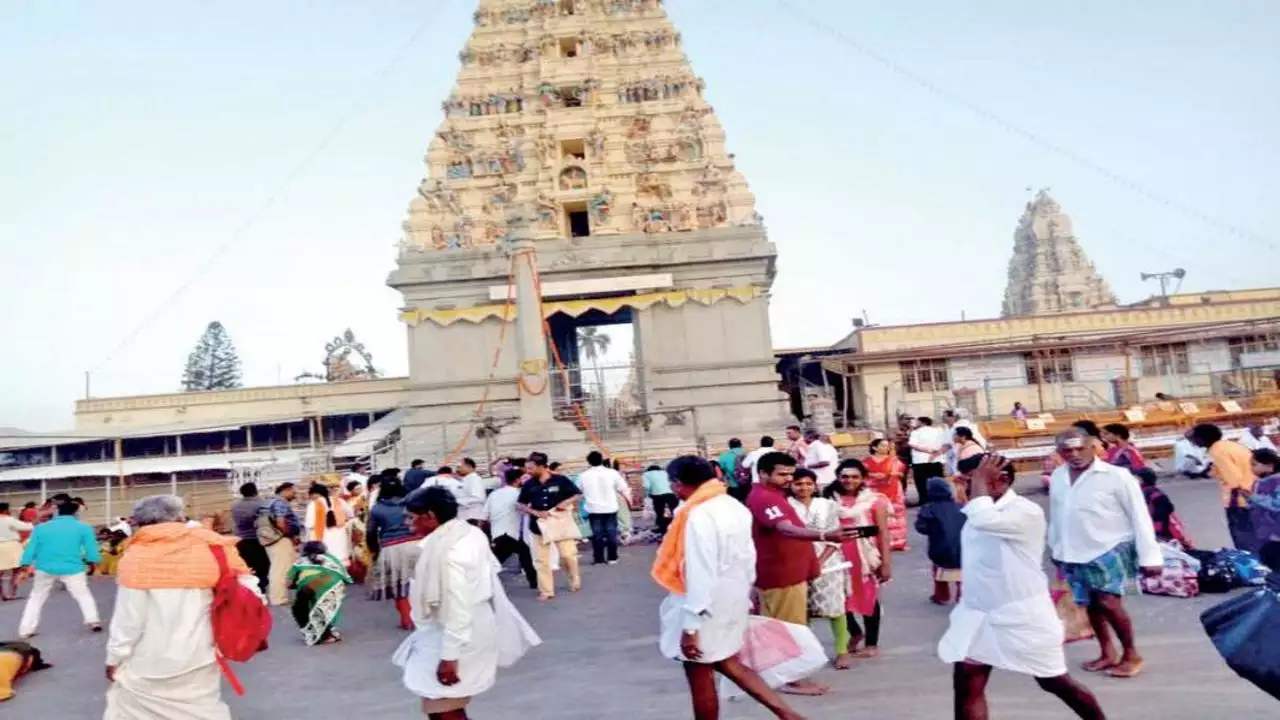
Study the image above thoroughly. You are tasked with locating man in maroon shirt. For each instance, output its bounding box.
[747,451,858,695]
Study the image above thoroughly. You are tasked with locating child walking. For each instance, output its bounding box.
[915,477,965,604]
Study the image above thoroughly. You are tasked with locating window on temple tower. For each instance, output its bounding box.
[564,201,590,237]
[559,37,580,58]
[560,0,577,15]
[560,138,586,162]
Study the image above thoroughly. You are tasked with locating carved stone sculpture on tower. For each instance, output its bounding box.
[1002,189,1117,316]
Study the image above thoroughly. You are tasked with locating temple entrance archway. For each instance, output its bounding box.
[547,308,642,434]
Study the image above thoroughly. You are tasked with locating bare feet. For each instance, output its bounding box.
[1107,656,1144,678]
[781,679,829,696]
[537,594,554,602]
[833,653,853,670]
[852,646,879,659]
[1082,655,1119,673]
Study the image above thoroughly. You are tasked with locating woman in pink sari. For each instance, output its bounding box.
[825,459,892,660]
[864,439,909,551]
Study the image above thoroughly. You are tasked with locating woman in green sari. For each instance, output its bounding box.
[288,540,354,646]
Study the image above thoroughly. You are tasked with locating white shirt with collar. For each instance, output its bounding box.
[909,425,948,465]
[579,465,629,514]
[804,440,839,488]
[740,446,773,484]
[1048,458,1162,567]
[483,485,522,541]
[456,471,488,521]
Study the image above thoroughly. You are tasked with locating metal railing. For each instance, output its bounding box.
[551,361,647,435]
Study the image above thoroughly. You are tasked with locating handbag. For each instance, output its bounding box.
[538,509,582,544]
[255,510,284,547]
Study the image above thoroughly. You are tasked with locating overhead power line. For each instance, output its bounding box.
[773,0,1275,254]
[91,0,454,374]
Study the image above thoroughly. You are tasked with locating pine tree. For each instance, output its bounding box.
[181,321,243,391]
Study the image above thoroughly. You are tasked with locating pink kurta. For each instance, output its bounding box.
[835,490,889,615]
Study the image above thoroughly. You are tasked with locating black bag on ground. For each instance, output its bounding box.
[1200,575,1280,702]
[1188,548,1242,593]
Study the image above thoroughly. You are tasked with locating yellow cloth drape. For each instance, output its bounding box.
[401,286,765,327]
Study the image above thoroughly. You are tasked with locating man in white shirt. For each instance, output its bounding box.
[908,417,948,504]
[1048,428,1162,679]
[940,455,1106,720]
[105,495,263,720]
[1240,423,1278,452]
[455,457,488,523]
[802,430,839,489]
[578,451,630,565]
[1173,432,1212,478]
[422,466,463,497]
[483,469,537,590]
[943,409,987,475]
[740,435,775,485]
[656,455,801,720]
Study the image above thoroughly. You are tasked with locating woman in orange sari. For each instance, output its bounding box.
[864,440,909,551]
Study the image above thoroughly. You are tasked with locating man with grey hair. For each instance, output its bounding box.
[105,495,259,720]
[1047,428,1161,679]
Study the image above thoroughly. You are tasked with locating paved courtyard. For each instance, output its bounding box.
[2,475,1275,719]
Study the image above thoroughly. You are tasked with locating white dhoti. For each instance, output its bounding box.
[0,540,22,572]
[937,492,1068,678]
[393,521,540,705]
[938,592,1067,678]
[395,600,499,701]
[104,663,229,720]
[658,584,750,664]
[322,526,351,566]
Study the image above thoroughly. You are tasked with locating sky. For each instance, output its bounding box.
[3,0,1278,431]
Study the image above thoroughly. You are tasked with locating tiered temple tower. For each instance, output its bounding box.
[388,0,788,457]
[1002,189,1117,317]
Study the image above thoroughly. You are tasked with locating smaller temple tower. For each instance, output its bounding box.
[1002,189,1117,317]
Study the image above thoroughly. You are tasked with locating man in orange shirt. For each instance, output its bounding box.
[1190,423,1259,552]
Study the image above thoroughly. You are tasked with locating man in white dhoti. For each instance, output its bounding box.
[652,456,804,720]
[939,455,1106,720]
[395,486,539,719]
[104,495,261,720]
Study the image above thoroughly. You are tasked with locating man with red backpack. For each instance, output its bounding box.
[105,495,270,719]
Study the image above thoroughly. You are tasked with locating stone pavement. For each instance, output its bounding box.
[1,476,1274,719]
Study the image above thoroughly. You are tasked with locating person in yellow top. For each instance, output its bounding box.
[1190,423,1259,553]
[0,641,51,702]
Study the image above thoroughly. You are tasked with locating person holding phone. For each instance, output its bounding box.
[824,458,892,661]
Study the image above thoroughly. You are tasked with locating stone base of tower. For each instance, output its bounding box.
[391,226,792,463]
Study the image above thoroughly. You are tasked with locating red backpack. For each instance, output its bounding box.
[209,545,272,695]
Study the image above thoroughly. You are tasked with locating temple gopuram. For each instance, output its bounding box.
[388,0,789,457]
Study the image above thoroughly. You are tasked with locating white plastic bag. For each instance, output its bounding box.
[719,615,828,699]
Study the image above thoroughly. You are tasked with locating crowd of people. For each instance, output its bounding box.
[1,411,1278,718]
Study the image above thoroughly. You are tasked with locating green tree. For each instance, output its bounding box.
[577,325,612,403]
[181,321,243,391]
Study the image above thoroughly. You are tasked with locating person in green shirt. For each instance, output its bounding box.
[718,438,747,502]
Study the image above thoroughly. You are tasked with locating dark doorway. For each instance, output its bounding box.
[568,210,590,237]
